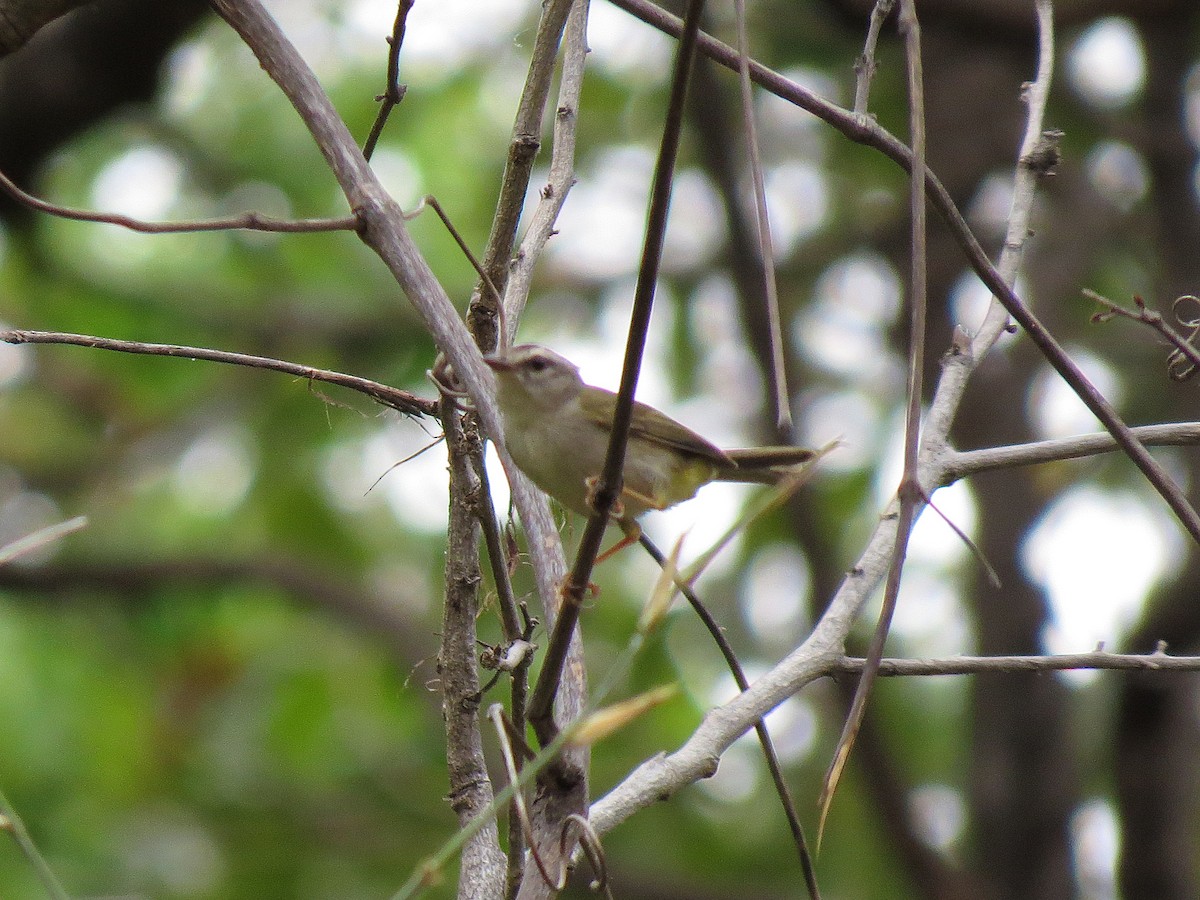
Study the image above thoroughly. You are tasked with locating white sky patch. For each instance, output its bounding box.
[948,269,1031,341]
[1068,17,1146,110]
[967,172,1015,237]
[894,566,971,656]
[321,424,449,533]
[909,783,966,852]
[368,148,423,209]
[709,669,817,765]
[1028,351,1122,440]
[173,427,256,517]
[163,40,217,118]
[548,150,723,280]
[1072,798,1120,900]
[799,388,884,473]
[740,543,812,651]
[92,146,185,220]
[1086,141,1149,212]
[585,1,673,82]
[363,427,449,533]
[794,252,902,380]
[756,67,841,149]
[1023,486,1181,659]
[764,161,830,256]
[346,0,530,73]
[909,482,977,567]
[548,146,653,280]
[693,740,761,805]
[661,169,725,272]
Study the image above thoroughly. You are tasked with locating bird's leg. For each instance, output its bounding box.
[582,475,653,563]
[594,519,642,564]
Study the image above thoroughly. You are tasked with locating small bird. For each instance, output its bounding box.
[485,344,816,551]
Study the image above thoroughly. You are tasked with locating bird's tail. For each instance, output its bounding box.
[717,446,821,484]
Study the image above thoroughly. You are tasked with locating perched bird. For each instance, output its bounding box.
[486,344,816,550]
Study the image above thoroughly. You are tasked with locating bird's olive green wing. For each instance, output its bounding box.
[578,386,732,464]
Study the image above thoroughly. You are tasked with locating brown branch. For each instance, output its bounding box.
[0,166,358,233]
[501,0,589,343]
[731,0,789,431]
[1086,289,1200,381]
[821,0,930,842]
[852,0,896,114]
[0,328,437,418]
[361,0,414,161]
[610,0,1200,546]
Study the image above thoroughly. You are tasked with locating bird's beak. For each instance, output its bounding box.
[484,355,513,372]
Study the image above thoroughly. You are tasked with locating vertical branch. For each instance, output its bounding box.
[924,0,1056,435]
[502,0,590,343]
[466,0,577,352]
[440,400,507,899]
[853,0,896,114]
[820,0,928,832]
[527,0,709,746]
[362,0,415,160]
[732,0,790,431]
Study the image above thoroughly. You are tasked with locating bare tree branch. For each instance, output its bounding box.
[0,328,439,417]
[835,648,1200,676]
[0,165,358,232]
[206,0,568,640]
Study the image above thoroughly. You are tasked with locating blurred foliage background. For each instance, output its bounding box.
[1,1,1199,898]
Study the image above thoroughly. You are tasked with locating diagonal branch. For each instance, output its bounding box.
[610,0,1200,546]
[0,328,437,417]
[206,0,568,635]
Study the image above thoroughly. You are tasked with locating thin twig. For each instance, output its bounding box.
[1086,289,1200,380]
[362,0,415,160]
[0,166,358,233]
[944,423,1200,480]
[501,0,590,345]
[466,0,576,353]
[819,0,928,841]
[0,787,70,900]
[0,329,438,417]
[611,0,1200,547]
[490,708,564,893]
[638,535,821,899]
[0,517,88,567]
[834,646,1200,675]
[527,0,708,748]
[853,0,896,114]
[732,0,790,431]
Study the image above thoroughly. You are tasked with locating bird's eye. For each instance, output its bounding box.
[527,358,548,372]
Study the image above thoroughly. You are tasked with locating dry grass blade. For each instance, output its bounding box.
[0,516,88,567]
